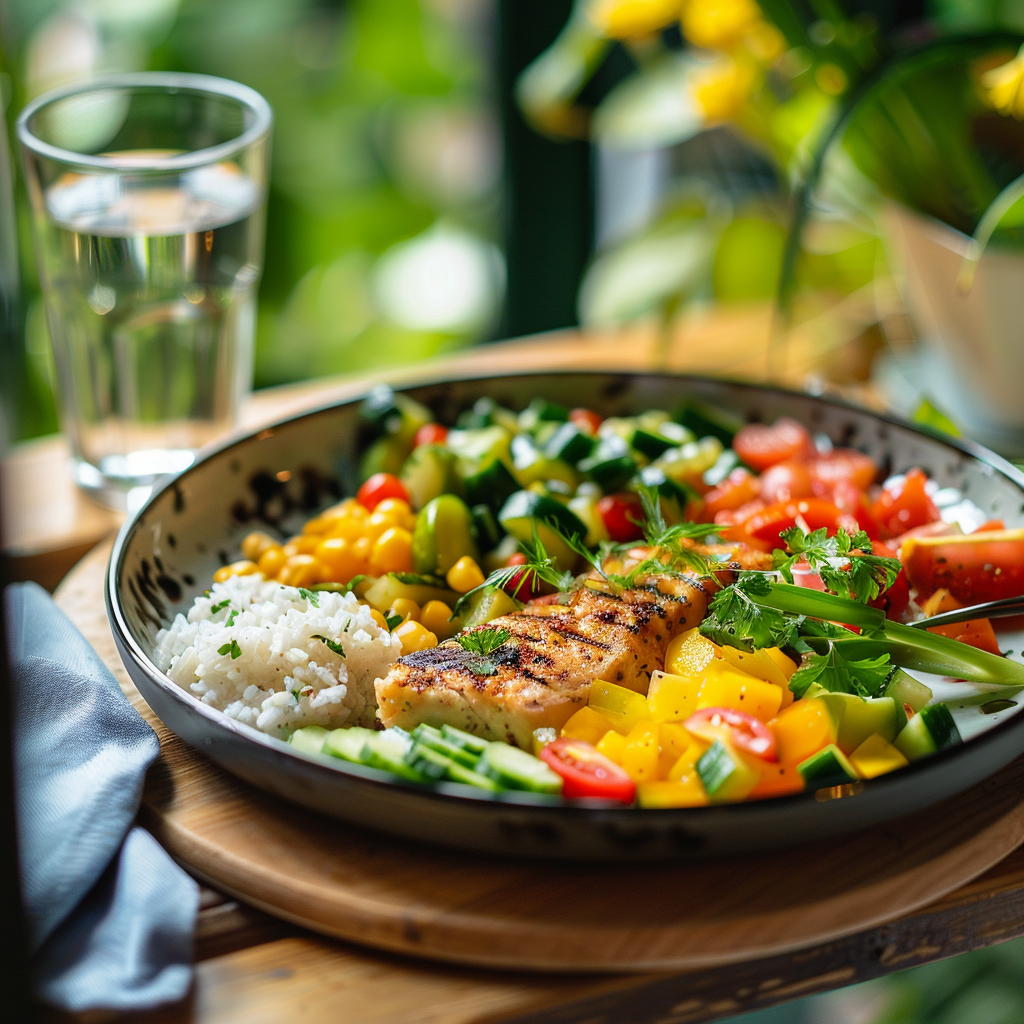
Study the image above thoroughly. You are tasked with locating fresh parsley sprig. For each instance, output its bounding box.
[700,574,801,653]
[788,645,892,699]
[454,626,512,675]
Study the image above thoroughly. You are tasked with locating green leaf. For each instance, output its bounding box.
[211,599,231,614]
[700,574,800,652]
[310,634,346,657]
[225,609,239,627]
[384,612,404,631]
[456,627,512,657]
[298,588,320,608]
[217,640,242,660]
[789,645,891,698]
[912,399,961,438]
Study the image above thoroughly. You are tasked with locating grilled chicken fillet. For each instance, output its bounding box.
[374,571,716,748]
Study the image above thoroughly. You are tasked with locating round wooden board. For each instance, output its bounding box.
[58,541,1024,973]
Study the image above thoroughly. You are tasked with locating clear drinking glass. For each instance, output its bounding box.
[17,73,272,510]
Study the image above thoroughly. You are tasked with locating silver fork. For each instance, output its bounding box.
[910,595,1024,629]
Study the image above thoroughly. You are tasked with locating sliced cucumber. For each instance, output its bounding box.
[288,726,328,755]
[412,494,479,576]
[410,724,480,768]
[631,428,677,460]
[400,444,460,510]
[578,452,637,491]
[798,744,859,788]
[545,422,595,464]
[441,724,490,757]
[360,728,423,781]
[498,490,587,571]
[518,397,570,432]
[362,573,459,613]
[477,741,563,794]
[323,726,378,763]
[510,435,578,489]
[674,400,742,446]
[895,703,962,761]
[445,425,511,465]
[885,670,933,729]
[463,457,520,513]
[405,741,452,780]
[696,739,758,802]
[470,503,503,551]
[451,584,520,628]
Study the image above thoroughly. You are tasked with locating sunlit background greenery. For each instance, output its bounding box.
[8,3,1024,1019]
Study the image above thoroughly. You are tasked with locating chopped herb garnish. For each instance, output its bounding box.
[211,599,231,613]
[311,634,346,657]
[290,689,303,702]
[225,609,239,627]
[312,575,366,595]
[384,612,404,631]
[700,574,800,652]
[789,646,892,699]
[456,627,512,656]
[298,587,320,607]
[217,639,242,660]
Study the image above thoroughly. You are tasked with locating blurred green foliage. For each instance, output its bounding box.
[2,0,502,441]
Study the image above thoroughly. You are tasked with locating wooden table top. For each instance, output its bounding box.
[21,309,1021,1024]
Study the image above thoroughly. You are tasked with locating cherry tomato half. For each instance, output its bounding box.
[414,423,449,448]
[357,472,409,511]
[871,468,940,539]
[503,552,542,599]
[733,418,813,472]
[598,493,644,543]
[902,528,1024,605]
[685,707,778,762]
[758,461,814,504]
[539,738,636,803]
[569,407,603,436]
[808,448,878,492]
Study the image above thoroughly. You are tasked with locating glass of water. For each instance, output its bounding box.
[17,73,272,510]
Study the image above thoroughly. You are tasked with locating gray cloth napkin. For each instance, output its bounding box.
[7,581,198,1012]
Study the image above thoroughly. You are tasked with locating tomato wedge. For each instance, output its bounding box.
[758,461,814,503]
[357,472,410,510]
[685,707,778,761]
[902,528,1024,605]
[539,738,636,803]
[733,418,813,471]
[414,422,449,448]
[732,498,861,551]
[871,468,940,539]
[598,493,644,542]
[702,468,760,520]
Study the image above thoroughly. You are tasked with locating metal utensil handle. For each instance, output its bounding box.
[910,595,1024,629]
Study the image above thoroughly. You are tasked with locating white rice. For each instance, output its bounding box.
[152,575,401,736]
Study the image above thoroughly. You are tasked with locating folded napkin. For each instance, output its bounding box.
[7,581,198,1012]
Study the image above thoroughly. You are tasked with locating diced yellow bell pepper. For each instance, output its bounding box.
[637,775,709,808]
[621,721,660,782]
[589,679,650,735]
[596,729,626,762]
[667,741,708,781]
[716,646,790,688]
[560,706,617,745]
[765,647,797,680]
[696,662,783,722]
[657,722,693,777]
[647,671,702,723]
[664,627,717,676]
[771,697,836,764]
[849,732,909,779]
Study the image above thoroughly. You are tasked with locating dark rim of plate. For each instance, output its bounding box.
[106,369,1024,818]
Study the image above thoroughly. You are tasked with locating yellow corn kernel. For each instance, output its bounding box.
[374,497,415,530]
[278,554,319,588]
[368,608,389,630]
[213,559,259,583]
[446,556,485,593]
[388,598,420,625]
[352,536,373,564]
[302,513,333,536]
[284,535,319,556]
[364,510,395,543]
[370,527,414,576]
[315,537,366,583]
[420,600,457,640]
[325,515,367,543]
[257,545,287,578]
[394,619,437,653]
[240,531,279,562]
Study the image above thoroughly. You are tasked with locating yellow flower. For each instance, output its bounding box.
[681,0,761,51]
[689,56,754,122]
[588,0,683,40]
[981,45,1024,119]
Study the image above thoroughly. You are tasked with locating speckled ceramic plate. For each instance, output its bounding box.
[107,372,1024,860]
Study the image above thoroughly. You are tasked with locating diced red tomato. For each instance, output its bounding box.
[808,449,878,492]
[598,493,644,543]
[902,528,1024,605]
[828,480,881,539]
[539,738,636,803]
[871,469,941,539]
[758,461,815,504]
[733,418,814,471]
[413,423,449,448]
[702,468,760,520]
[357,472,409,510]
[729,498,861,552]
[866,540,909,620]
[684,707,778,761]
[568,408,603,436]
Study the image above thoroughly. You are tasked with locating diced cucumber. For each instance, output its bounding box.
[359,435,407,481]
[654,437,724,483]
[456,398,520,434]
[413,494,479,576]
[510,435,578,489]
[400,444,460,510]
[410,726,480,769]
[578,452,637,491]
[360,728,424,781]
[359,385,433,445]
[545,422,596,464]
[798,744,859,788]
[518,397,570,432]
[470,503,503,551]
[631,428,677,460]
[441,724,490,757]
[567,493,611,545]
[674,400,742,446]
[477,741,563,794]
[895,703,962,761]
[696,740,758,802]
[451,584,520,628]
[446,426,511,465]
[323,726,378,763]
[463,457,520,513]
[498,491,587,571]
[634,465,697,517]
[885,670,933,729]
[816,694,899,754]
[362,573,459,613]
[288,726,328,755]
